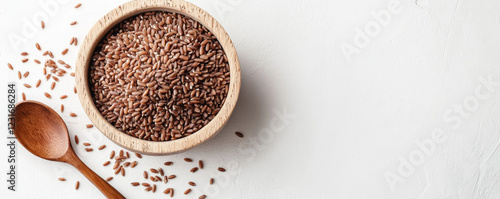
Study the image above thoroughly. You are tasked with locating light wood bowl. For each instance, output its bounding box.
[75,0,241,155]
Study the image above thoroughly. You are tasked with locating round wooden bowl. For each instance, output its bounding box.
[75,0,241,155]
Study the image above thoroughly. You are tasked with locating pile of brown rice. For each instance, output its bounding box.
[89,11,230,141]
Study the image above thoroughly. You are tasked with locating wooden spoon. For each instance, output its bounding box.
[14,100,125,199]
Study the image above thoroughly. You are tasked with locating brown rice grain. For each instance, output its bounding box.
[150,168,159,173]
[135,153,142,159]
[23,71,29,78]
[41,21,45,29]
[184,158,193,162]
[44,92,52,99]
[235,132,244,138]
[168,175,176,179]
[184,189,191,195]
[143,171,148,179]
[70,21,77,25]
[75,3,81,8]
[7,63,13,70]
[36,43,41,51]
[74,135,79,144]
[131,161,138,168]
[61,104,64,112]
[22,58,28,63]
[23,83,31,88]
[62,48,69,55]
[131,182,140,186]
[36,80,41,88]
[164,161,173,166]
[85,148,93,152]
[51,82,56,90]
[218,167,226,172]
[60,95,68,99]
[98,145,106,150]
[199,160,204,169]
[83,143,90,146]
[22,92,26,101]
[58,178,66,181]
[114,167,121,175]
[210,178,214,185]
[70,112,77,117]
[199,195,207,199]
[34,59,41,64]
[110,150,115,159]
[188,181,196,186]
[103,161,110,166]
[86,124,94,128]
[190,167,198,173]
[106,177,113,181]
[17,71,21,79]
[75,181,80,190]
[21,52,28,56]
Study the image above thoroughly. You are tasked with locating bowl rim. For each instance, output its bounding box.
[75,0,241,155]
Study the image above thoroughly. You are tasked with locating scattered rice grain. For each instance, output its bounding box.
[235,132,244,138]
[75,181,80,190]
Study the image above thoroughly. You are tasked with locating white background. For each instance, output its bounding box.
[1,0,500,198]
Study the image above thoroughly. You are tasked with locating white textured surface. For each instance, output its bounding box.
[1,0,500,198]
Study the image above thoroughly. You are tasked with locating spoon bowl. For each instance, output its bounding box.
[15,100,124,198]
[15,101,69,160]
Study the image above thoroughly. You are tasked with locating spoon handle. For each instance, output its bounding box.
[68,154,125,199]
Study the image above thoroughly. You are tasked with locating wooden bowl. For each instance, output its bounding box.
[75,0,241,155]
